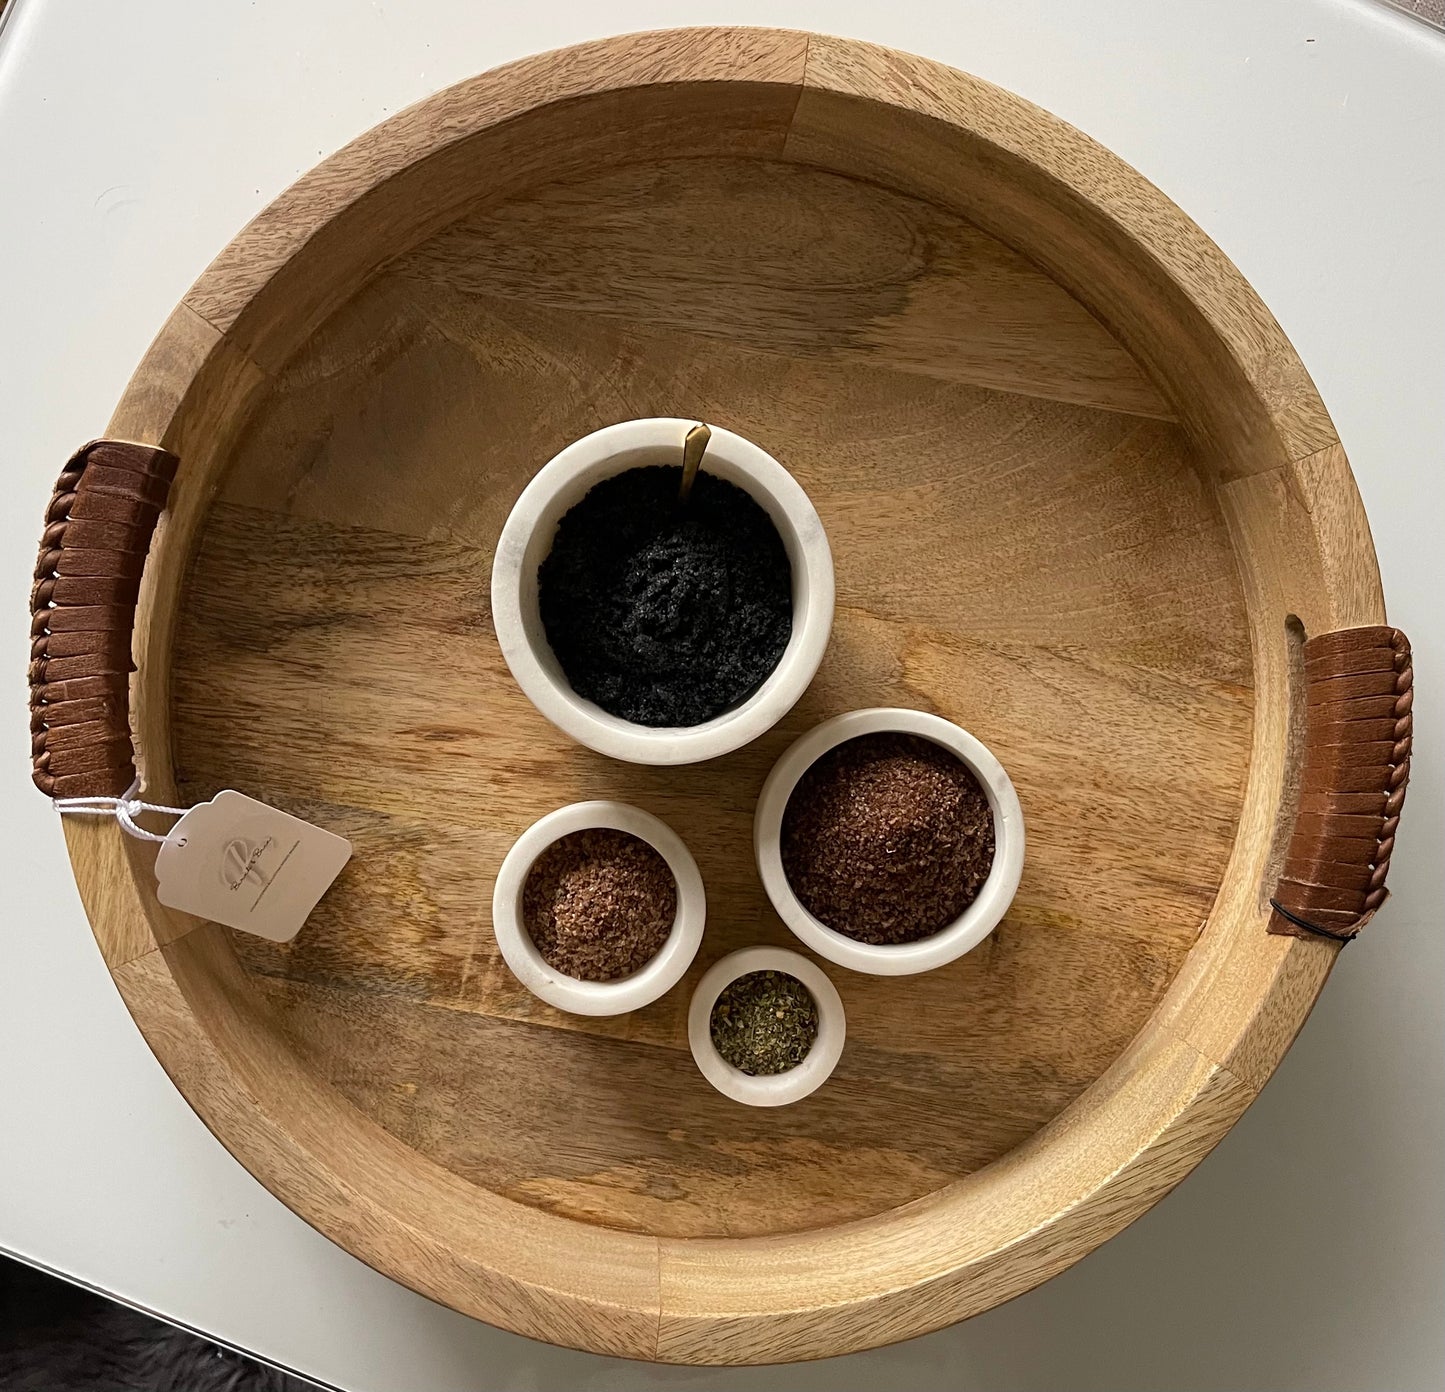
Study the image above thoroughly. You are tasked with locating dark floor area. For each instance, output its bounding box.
[0,1253,316,1391]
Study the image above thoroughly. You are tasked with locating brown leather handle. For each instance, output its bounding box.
[1271,624,1413,942]
[30,440,178,799]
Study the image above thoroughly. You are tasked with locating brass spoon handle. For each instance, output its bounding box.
[679,423,711,505]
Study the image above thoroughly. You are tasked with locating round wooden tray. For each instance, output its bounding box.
[60,28,1396,1364]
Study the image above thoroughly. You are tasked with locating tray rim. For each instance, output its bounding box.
[64,26,1385,1365]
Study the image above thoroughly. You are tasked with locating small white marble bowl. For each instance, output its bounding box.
[491,800,705,1016]
[754,708,1025,977]
[490,417,835,766]
[687,946,846,1107]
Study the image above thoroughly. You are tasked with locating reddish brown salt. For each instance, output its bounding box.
[521,828,676,981]
[780,732,995,945]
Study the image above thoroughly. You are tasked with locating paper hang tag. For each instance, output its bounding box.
[153,790,351,942]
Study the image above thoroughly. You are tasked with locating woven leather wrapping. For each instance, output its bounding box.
[1270,625,1413,942]
[30,440,178,799]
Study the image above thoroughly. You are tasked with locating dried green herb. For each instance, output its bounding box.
[709,970,819,1076]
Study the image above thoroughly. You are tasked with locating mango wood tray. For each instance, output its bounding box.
[45,28,1410,1365]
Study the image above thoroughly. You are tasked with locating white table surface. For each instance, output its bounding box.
[2,1,1442,1388]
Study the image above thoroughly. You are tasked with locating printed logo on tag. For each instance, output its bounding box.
[154,790,351,942]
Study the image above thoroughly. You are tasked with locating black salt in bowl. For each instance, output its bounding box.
[490,418,835,765]
[539,465,792,728]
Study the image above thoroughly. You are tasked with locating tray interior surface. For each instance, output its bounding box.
[168,154,1254,1241]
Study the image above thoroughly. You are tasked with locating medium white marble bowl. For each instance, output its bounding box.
[490,417,834,765]
[687,946,846,1107]
[491,800,705,1016]
[755,708,1025,976]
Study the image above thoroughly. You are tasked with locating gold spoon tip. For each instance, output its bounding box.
[679,422,711,505]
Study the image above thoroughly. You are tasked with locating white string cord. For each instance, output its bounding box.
[54,779,188,843]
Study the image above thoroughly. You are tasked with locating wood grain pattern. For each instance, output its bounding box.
[115,928,664,1358]
[166,200,1251,1238]
[402,159,1169,418]
[787,35,1339,475]
[655,1028,1253,1361]
[185,29,810,374]
[68,28,1389,1362]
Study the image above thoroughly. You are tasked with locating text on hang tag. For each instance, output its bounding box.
[154,790,352,942]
